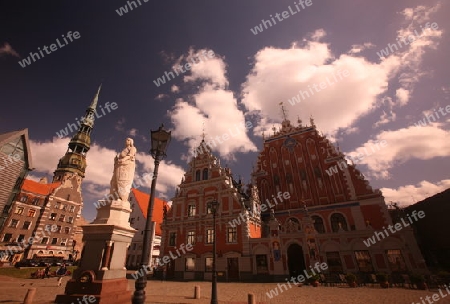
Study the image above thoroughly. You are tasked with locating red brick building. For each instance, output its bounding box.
[250,116,427,280]
[160,141,261,281]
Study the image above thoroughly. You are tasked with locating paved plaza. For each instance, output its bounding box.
[1,275,450,304]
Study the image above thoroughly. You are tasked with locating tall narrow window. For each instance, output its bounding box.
[326,251,343,273]
[202,168,208,180]
[227,227,237,243]
[330,213,348,232]
[169,232,176,246]
[354,250,373,272]
[187,231,195,245]
[188,205,196,217]
[386,249,407,272]
[312,215,325,233]
[206,229,214,244]
[195,170,200,181]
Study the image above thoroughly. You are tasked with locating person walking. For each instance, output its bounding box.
[56,263,67,286]
[43,264,50,279]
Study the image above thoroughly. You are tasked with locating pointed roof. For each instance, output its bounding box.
[89,83,102,110]
[131,188,168,236]
[22,179,61,196]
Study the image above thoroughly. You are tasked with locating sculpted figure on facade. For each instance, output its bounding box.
[109,138,137,201]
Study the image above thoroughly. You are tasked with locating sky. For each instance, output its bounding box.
[1,0,449,221]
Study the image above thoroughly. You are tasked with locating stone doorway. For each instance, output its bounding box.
[287,244,306,278]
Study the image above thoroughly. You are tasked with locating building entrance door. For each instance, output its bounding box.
[227,258,239,281]
[166,260,175,278]
[287,244,306,278]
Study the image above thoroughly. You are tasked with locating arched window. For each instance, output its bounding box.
[331,213,348,232]
[312,215,325,233]
[202,168,208,180]
[195,170,200,181]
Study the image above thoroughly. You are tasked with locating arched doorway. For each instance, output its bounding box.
[287,244,306,278]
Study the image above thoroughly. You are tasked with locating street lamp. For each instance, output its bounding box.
[209,200,219,304]
[132,124,171,304]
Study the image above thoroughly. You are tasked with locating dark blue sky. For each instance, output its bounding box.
[1,0,449,220]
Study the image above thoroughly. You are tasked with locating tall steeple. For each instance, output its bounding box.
[53,85,101,182]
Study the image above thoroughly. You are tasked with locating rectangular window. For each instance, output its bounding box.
[56,225,62,233]
[54,202,61,209]
[3,233,13,242]
[256,254,268,273]
[205,257,213,272]
[227,227,237,243]
[22,221,31,230]
[386,249,407,272]
[69,206,75,213]
[58,214,65,222]
[9,219,19,228]
[64,227,70,234]
[15,207,24,215]
[49,213,57,220]
[51,238,58,245]
[41,237,48,244]
[188,205,196,217]
[206,204,212,214]
[354,250,374,272]
[32,198,40,205]
[187,231,195,245]
[61,238,67,246]
[67,216,74,224]
[27,209,36,217]
[17,234,25,242]
[20,196,27,203]
[185,258,195,271]
[326,251,343,273]
[169,232,176,246]
[206,229,214,244]
[62,205,67,211]
[129,217,135,225]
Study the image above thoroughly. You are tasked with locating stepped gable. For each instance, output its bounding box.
[253,117,381,212]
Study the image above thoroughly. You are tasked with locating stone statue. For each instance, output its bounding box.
[109,138,137,201]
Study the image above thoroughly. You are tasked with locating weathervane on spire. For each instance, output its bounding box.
[279,102,288,121]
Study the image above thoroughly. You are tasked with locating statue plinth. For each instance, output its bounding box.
[54,200,136,304]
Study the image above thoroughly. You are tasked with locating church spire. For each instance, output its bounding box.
[89,83,102,110]
[53,85,101,182]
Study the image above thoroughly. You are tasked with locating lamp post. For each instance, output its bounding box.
[209,200,219,304]
[132,124,171,304]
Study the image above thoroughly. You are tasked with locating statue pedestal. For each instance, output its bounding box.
[55,200,136,304]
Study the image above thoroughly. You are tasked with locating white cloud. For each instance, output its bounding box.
[0,42,19,57]
[182,49,228,88]
[241,31,392,136]
[381,179,450,207]
[169,49,257,161]
[396,88,410,106]
[348,124,450,179]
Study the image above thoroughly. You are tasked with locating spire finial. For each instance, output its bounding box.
[201,121,206,141]
[90,83,102,110]
[310,114,315,127]
[297,115,302,127]
[279,102,288,121]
